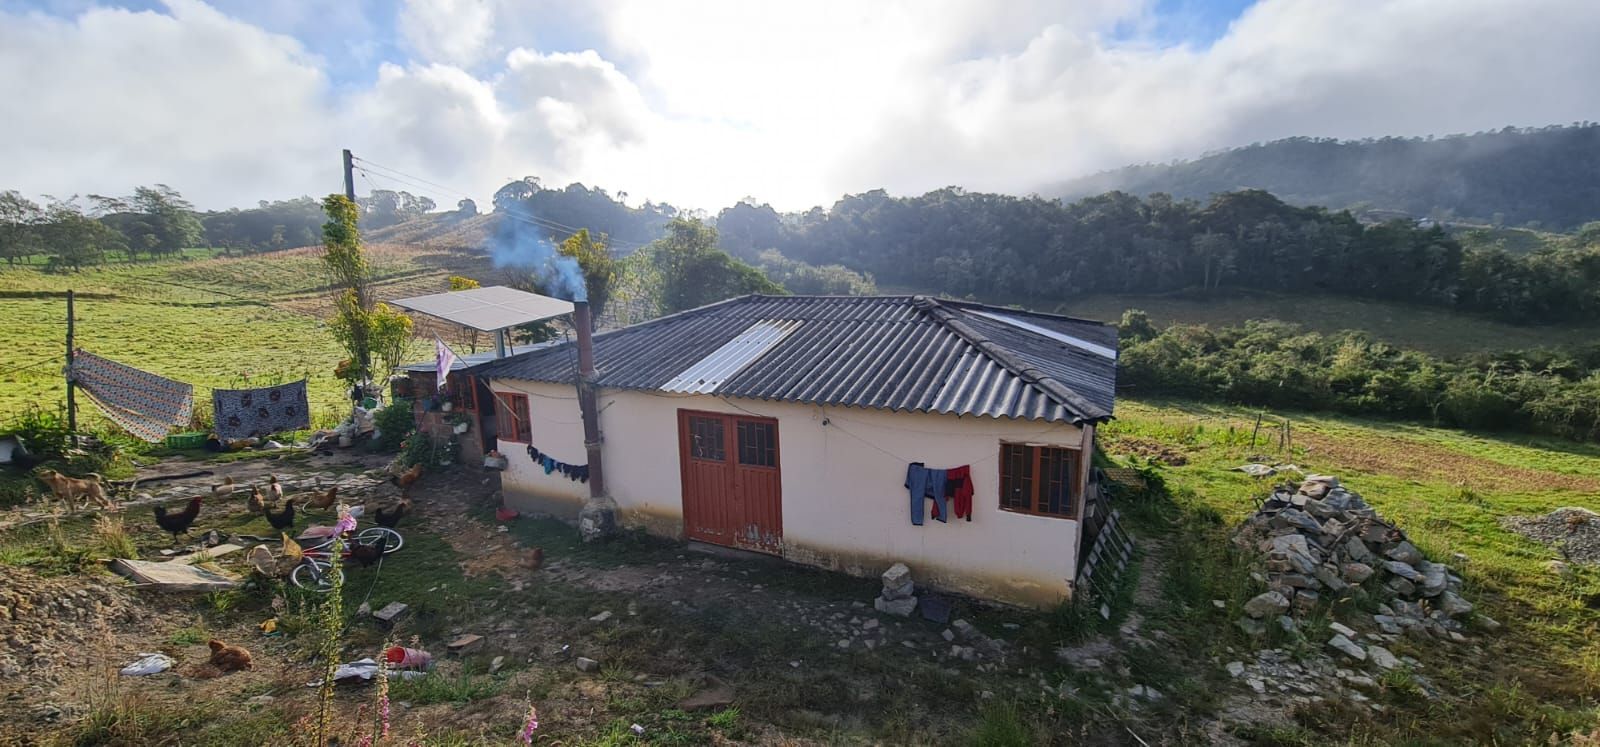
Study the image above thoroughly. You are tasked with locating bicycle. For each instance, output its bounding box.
[289,525,405,592]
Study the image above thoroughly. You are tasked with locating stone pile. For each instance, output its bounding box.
[874,562,917,617]
[1501,507,1600,566]
[1234,474,1479,642]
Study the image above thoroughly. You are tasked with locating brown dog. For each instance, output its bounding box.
[207,639,253,672]
[35,469,118,511]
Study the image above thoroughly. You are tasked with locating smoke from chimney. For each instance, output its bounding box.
[487,216,588,302]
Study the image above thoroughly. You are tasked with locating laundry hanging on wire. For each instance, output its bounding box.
[526,444,589,483]
[69,350,194,442]
[212,380,310,440]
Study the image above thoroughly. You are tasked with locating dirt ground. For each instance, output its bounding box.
[2,449,1531,745]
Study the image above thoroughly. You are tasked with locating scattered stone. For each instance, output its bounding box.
[1277,615,1298,634]
[1226,661,1245,678]
[575,657,600,673]
[1437,590,1474,617]
[941,629,955,642]
[589,611,614,623]
[1243,591,1290,619]
[246,695,276,706]
[1342,562,1375,584]
[837,639,851,649]
[951,619,979,639]
[862,619,879,631]
[1475,614,1501,631]
[446,634,483,656]
[1327,635,1366,661]
[1385,541,1424,566]
[679,678,736,710]
[1247,678,1266,695]
[490,656,505,673]
[874,595,917,617]
[1236,616,1267,637]
[1382,560,1422,582]
[1328,621,1357,639]
[1387,577,1416,596]
[373,601,410,626]
[1367,645,1399,670]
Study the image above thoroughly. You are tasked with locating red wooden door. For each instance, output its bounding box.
[678,410,782,554]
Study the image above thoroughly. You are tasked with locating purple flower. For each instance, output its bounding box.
[518,705,539,744]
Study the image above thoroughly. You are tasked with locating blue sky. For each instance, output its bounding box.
[0,0,1594,210]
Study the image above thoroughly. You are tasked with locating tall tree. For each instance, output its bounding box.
[320,194,412,385]
[653,217,783,313]
[559,229,618,324]
[0,190,43,266]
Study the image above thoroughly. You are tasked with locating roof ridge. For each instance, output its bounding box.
[935,297,1112,328]
[913,297,1111,423]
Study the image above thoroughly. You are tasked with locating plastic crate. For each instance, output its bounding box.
[165,432,208,449]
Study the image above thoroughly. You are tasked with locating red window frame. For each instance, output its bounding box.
[494,392,531,443]
[998,442,1080,519]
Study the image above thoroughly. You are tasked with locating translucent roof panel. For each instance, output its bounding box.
[660,319,801,394]
[389,286,574,332]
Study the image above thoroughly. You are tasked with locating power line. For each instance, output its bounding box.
[0,354,61,378]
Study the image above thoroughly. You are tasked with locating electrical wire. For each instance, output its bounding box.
[0,354,61,378]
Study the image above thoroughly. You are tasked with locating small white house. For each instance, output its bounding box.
[472,295,1118,608]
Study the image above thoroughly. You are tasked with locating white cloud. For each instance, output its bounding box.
[397,0,495,66]
[0,0,332,208]
[0,0,1597,212]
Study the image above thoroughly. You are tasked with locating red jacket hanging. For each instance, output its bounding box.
[946,465,974,521]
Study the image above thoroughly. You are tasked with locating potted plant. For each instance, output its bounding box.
[448,412,470,435]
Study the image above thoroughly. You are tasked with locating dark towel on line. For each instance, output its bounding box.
[212,380,309,440]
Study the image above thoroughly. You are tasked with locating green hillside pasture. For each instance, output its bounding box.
[1,296,352,429]
[1106,400,1600,741]
[1055,291,1600,357]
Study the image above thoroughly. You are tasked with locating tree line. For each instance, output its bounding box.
[1117,311,1600,443]
[0,185,450,267]
[711,188,1600,325]
[1049,124,1600,231]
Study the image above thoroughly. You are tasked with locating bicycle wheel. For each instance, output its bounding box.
[290,559,343,593]
[355,526,404,554]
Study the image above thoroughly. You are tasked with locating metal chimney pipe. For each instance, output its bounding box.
[573,301,605,499]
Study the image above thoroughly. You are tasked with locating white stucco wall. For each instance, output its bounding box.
[491,379,1089,608]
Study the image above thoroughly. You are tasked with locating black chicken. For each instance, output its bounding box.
[264,498,297,532]
[348,530,389,567]
[373,499,410,529]
[153,496,202,542]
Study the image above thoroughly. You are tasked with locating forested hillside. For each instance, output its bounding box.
[1047,124,1600,230]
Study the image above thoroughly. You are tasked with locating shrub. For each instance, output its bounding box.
[372,400,414,453]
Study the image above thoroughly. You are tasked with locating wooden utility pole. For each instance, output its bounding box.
[65,290,77,435]
[342,149,356,201]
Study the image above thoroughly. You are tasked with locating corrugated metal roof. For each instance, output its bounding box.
[471,295,1117,424]
[390,286,573,332]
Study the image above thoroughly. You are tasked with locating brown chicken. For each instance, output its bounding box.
[207,639,253,671]
[304,485,338,512]
[348,531,389,567]
[153,496,202,542]
[247,486,266,514]
[519,546,545,571]
[392,463,424,497]
[374,498,410,529]
[264,498,296,532]
[209,476,234,500]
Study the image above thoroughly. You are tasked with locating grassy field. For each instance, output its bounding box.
[1048,291,1600,357]
[1103,399,1600,743]
[0,244,498,430]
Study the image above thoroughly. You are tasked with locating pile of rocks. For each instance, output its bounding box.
[1234,474,1478,641]
[1501,507,1600,566]
[874,562,917,617]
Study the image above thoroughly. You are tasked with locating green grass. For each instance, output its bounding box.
[1104,398,1600,743]
[386,671,506,705]
[0,246,445,427]
[1051,291,1600,357]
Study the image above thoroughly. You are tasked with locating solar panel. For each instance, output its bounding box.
[389,286,575,332]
